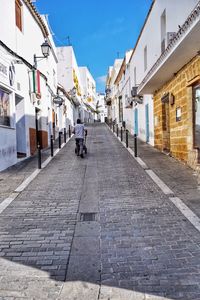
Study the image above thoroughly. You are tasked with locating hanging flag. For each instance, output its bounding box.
[32,69,41,98]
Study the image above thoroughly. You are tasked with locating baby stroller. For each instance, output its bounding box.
[75,130,87,156]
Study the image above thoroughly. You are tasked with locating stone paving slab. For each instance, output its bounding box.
[0,137,64,205]
[125,130,200,218]
[0,124,200,299]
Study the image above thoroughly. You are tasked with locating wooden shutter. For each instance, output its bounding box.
[15,0,22,31]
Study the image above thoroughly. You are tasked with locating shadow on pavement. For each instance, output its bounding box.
[0,124,200,299]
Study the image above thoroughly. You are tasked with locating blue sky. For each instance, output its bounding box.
[35,0,152,92]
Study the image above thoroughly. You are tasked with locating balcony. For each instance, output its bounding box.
[138,2,200,95]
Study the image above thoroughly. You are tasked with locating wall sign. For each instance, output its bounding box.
[0,57,15,87]
[0,62,7,77]
[9,63,15,86]
[176,107,182,122]
[0,57,8,83]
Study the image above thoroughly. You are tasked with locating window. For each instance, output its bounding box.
[161,10,166,53]
[15,0,22,31]
[134,67,137,86]
[119,96,123,122]
[0,88,11,127]
[144,46,147,71]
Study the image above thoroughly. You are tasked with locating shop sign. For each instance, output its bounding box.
[0,57,15,87]
[176,107,182,122]
[0,58,8,82]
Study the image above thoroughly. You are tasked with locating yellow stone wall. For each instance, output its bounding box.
[154,55,200,165]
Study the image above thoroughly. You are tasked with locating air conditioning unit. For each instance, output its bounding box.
[131,86,138,97]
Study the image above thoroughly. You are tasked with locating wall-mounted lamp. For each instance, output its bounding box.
[34,40,51,68]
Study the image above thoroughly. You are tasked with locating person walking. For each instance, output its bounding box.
[73,119,85,158]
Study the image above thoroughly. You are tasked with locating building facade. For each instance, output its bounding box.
[79,66,97,122]
[105,59,123,124]
[0,0,58,171]
[57,46,95,124]
[138,0,200,169]
[96,93,107,122]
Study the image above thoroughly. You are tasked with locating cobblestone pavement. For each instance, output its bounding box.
[0,124,200,299]
[126,131,200,218]
[0,135,64,205]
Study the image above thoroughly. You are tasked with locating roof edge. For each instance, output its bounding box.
[129,0,155,63]
[24,0,49,37]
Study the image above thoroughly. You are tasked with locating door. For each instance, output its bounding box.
[194,85,200,149]
[52,109,55,139]
[162,102,170,152]
[134,108,138,136]
[145,104,150,143]
[35,108,40,145]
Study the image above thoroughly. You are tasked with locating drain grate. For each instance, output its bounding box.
[93,141,104,144]
[80,213,96,222]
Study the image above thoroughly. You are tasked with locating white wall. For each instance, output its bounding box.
[0,0,58,171]
[130,0,199,85]
[126,0,199,146]
[0,127,16,172]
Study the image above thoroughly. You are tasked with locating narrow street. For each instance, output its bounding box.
[0,124,200,300]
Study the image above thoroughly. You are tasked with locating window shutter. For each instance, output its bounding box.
[15,0,22,31]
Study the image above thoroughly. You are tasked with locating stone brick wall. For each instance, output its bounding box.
[154,55,200,167]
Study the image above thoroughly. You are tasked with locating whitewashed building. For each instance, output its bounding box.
[57,46,90,124]
[57,84,76,131]
[0,0,58,171]
[128,0,199,146]
[113,50,133,130]
[136,0,200,168]
[105,0,199,147]
[79,66,97,122]
[105,59,123,124]
[96,93,107,123]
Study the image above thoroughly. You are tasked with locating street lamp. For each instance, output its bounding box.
[34,40,51,68]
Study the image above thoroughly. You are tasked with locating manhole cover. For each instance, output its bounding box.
[80,213,96,222]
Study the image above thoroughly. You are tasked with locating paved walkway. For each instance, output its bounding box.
[0,135,63,205]
[0,124,200,299]
[126,131,200,218]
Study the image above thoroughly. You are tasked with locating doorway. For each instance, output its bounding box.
[145,104,150,143]
[35,108,40,145]
[52,109,55,139]
[162,102,170,152]
[134,108,138,136]
[194,85,200,150]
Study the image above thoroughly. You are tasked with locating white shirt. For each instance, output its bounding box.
[74,124,85,139]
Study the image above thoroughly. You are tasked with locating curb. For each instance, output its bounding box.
[107,124,200,234]
[0,135,74,215]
